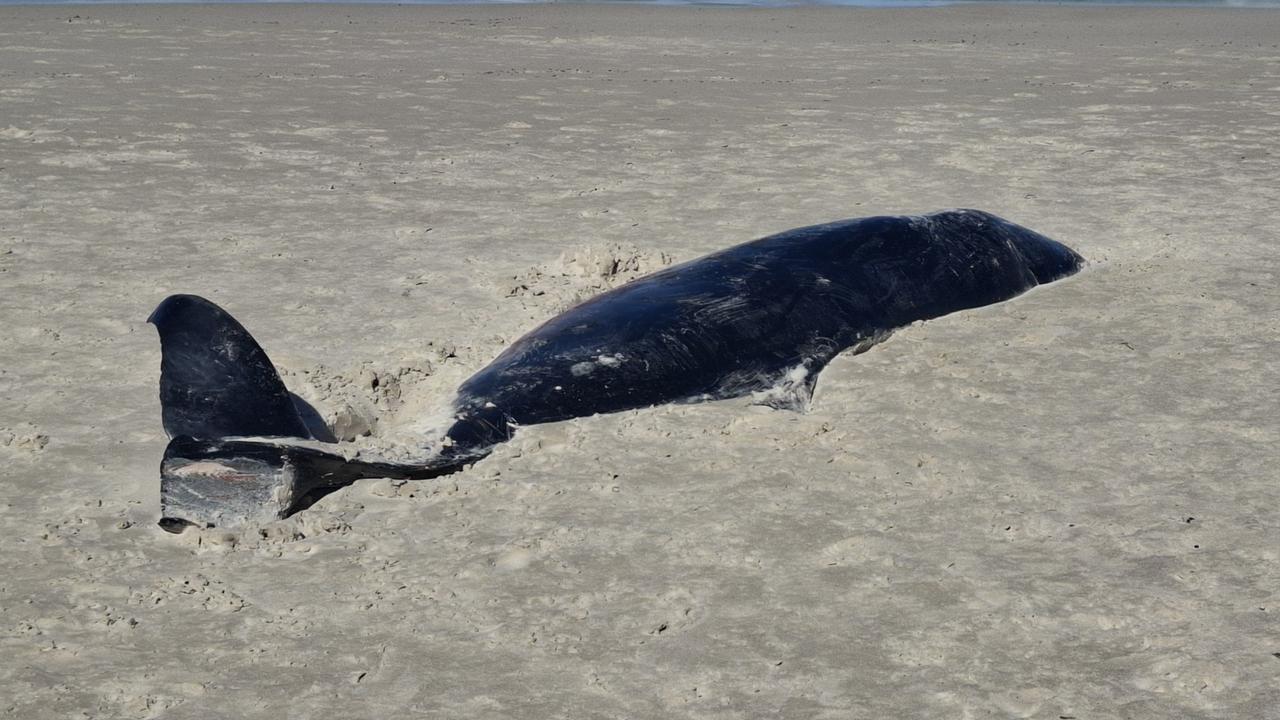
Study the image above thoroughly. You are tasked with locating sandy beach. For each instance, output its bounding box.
[2,2,1278,717]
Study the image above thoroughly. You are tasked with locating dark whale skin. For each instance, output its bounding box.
[445,209,1083,449]
[148,294,316,442]
[149,209,1083,528]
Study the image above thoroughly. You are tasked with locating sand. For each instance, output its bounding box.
[2,3,1278,717]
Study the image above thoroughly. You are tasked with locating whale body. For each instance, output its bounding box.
[149,209,1084,530]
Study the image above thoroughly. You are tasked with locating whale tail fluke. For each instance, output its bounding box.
[148,294,315,442]
[148,294,320,530]
[157,436,456,532]
[148,295,471,531]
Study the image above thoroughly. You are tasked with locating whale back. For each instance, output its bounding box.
[447,210,1083,449]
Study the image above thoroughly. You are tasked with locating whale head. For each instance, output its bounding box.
[1016,230,1086,285]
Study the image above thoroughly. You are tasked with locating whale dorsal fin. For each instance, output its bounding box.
[148,294,314,441]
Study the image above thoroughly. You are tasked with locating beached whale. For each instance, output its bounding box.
[150,209,1083,531]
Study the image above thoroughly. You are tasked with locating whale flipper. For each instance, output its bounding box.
[148,294,314,441]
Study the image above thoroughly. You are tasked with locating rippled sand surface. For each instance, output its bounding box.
[2,4,1278,717]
